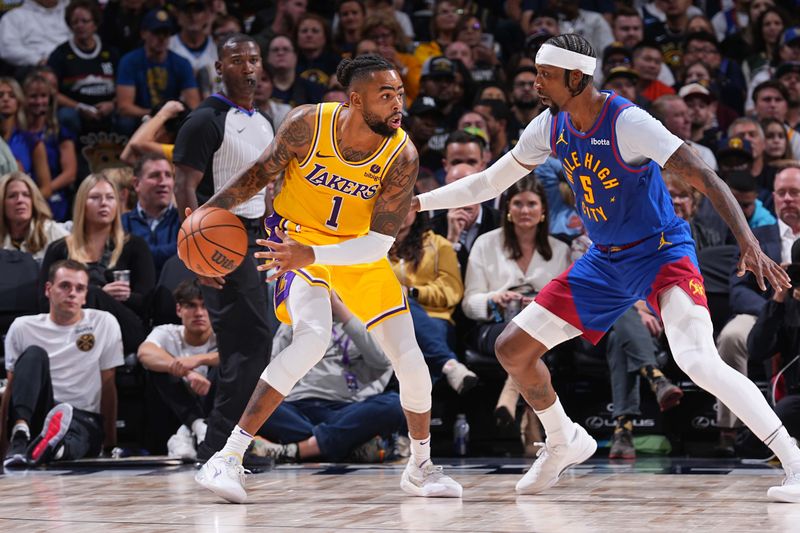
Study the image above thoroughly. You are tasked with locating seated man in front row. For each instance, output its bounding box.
[252,292,405,463]
[4,260,123,467]
[138,279,218,460]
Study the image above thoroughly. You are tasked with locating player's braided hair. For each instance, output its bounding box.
[544,34,596,97]
[336,54,396,89]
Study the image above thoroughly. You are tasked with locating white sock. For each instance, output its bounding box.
[534,396,575,445]
[409,433,431,467]
[764,425,800,470]
[220,425,254,461]
[12,421,30,439]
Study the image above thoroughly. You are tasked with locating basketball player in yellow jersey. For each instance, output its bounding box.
[193,55,463,503]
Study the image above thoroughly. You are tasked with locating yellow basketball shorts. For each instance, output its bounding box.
[273,259,409,330]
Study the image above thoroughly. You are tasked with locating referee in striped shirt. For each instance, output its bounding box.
[174,33,274,464]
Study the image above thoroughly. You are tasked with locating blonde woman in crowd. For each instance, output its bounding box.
[0,171,68,261]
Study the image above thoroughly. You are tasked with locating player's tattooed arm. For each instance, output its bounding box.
[664,143,790,290]
[370,143,419,237]
[665,143,752,246]
[205,105,316,210]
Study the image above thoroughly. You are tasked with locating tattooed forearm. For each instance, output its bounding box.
[206,105,315,211]
[664,144,756,246]
[371,146,419,236]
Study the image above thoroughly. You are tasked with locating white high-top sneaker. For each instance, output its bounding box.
[195,452,249,503]
[516,423,597,494]
[401,459,463,498]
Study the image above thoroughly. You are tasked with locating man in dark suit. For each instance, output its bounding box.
[430,163,498,276]
[716,166,800,455]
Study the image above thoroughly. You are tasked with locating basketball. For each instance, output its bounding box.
[177,207,248,277]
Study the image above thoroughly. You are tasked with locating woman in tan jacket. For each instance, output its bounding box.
[390,209,478,395]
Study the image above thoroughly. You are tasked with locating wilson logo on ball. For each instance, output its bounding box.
[211,250,235,270]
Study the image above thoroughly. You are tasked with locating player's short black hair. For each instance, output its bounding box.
[217,32,259,59]
[542,34,595,96]
[336,54,396,90]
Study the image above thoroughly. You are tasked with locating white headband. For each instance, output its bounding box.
[535,44,596,76]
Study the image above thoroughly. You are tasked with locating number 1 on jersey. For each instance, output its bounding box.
[325,196,344,229]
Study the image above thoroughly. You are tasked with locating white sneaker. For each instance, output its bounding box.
[515,423,597,494]
[195,452,249,504]
[442,360,479,394]
[768,468,800,503]
[401,459,463,498]
[167,425,197,461]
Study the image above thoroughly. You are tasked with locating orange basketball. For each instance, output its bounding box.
[177,207,248,277]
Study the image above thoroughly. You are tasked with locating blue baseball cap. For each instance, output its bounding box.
[141,9,173,33]
[781,27,800,47]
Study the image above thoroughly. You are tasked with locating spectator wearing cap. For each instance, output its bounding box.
[694,136,756,240]
[508,67,543,139]
[729,117,777,201]
[631,41,675,103]
[472,99,511,163]
[598,42,632,86]
[651,94,718,170]
[169,0,219,100]
[0,0,71,69]
[405,96,444,172]
[682,32,747,115]
[726,170,777,231]
[602,66,648,108]
[46,0,119,137]
[776,62,800,130]
[752,80,800,159]
[116,9,201,135]
[362,11,421,105]
[678,82,722,152]
[417,56,462,152]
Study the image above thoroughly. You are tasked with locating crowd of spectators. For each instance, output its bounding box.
[2,0,800,465]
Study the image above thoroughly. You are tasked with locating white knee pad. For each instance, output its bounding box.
[513,302,582,350]
[371,314,432,413]
[262,281,332,396]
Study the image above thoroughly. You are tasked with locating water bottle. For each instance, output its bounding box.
[453,414,470,456]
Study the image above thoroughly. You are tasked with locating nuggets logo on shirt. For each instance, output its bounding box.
[76,333,95,351]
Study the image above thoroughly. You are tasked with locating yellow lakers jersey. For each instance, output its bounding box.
[273,102,409,245]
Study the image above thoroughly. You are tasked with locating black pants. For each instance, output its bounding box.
[197,217,272,457]
[10,346,104,460]
[149,368,217,429]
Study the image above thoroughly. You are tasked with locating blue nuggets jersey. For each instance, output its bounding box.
[549,92,677,245]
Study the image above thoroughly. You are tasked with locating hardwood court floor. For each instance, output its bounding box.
[1,457,798,532]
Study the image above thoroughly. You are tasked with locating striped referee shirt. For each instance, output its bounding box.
[174,94,275,219]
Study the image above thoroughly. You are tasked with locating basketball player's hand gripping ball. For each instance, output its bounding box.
[178,207,247,283]
[255,228,315,282]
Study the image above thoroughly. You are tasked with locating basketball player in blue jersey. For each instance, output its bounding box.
[190,55,462,503]
[413,34,800,502]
